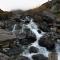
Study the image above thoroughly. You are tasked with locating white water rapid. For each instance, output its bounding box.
[21,18,49,60]
[12,16,60,60]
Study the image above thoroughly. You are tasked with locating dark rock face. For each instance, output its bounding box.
[37,11,56,32]
[38,33,55,51]
[41,11,55,24]
[19,35,36,45]
[16,56,30,60]
[37,29,41,33]
[7,46,23,56]
[0,53,9,60]
[32,54,48,60]
[20,16,31,24]
[14,18,21,22]
[38,22,50,32]
[19,29,36,45]
[29,46,38,53]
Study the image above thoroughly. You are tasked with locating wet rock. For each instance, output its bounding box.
[24,16,31,24]
[19,29,36,45]
[37,11,56,32]
[29,46,38,53]
[42,11,55,24]
[38,33,55,51]
[20,16,31,24]
[19,35,36,45]
[32,54,48,60]
[6,46,23,56]
[38,22,50,32]
[0,53,9,60]
[24,20,30,24]
[16,56,30,60]
[37,29,41,33]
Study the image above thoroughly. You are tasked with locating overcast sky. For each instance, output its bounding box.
[0,0,49,11]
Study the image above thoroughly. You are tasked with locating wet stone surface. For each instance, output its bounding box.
[38,33,55,51]
[0,15,57,60]
[29,46,39,53]
[32,54,48,60]
[37,29,41,33]
[19,35,36,45]
[19,30,36,45]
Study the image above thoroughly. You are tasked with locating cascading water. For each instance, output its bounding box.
[12,24,17,32]
[12,16,60,60]
[21,17,49,60]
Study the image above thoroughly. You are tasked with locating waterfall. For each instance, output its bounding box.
[12,24,17,32]
[12,16,60,60]
[21,18,49,60]
[26,19,43,40]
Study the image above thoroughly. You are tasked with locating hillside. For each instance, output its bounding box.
[22,1,52,16]
[20,1,52,23]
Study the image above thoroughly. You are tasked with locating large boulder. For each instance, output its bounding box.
[29,46,39,53]
[41,11,55,24]
[19,34,36,45]
[38,33,55,51]
[0,29,16,48]
[32,54,48,60]
[19,29,36,45]
[38,21,50,32]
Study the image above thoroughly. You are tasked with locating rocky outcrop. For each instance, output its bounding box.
[19,32,36,45]
[32,54,48,60]
[38,21,50,32]
[29,46,39,53]
[0,29,16,48]
[38,33,55,51]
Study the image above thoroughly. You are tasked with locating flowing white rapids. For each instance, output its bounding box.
[12,17,60,60]
[21,19,49,60]
[12,24,17,32]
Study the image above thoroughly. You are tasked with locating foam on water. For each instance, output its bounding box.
[21,18,49,59]
[12,17,60,60]
[12,24,17,32]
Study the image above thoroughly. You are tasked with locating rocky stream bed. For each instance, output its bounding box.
[0,15,59,60]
